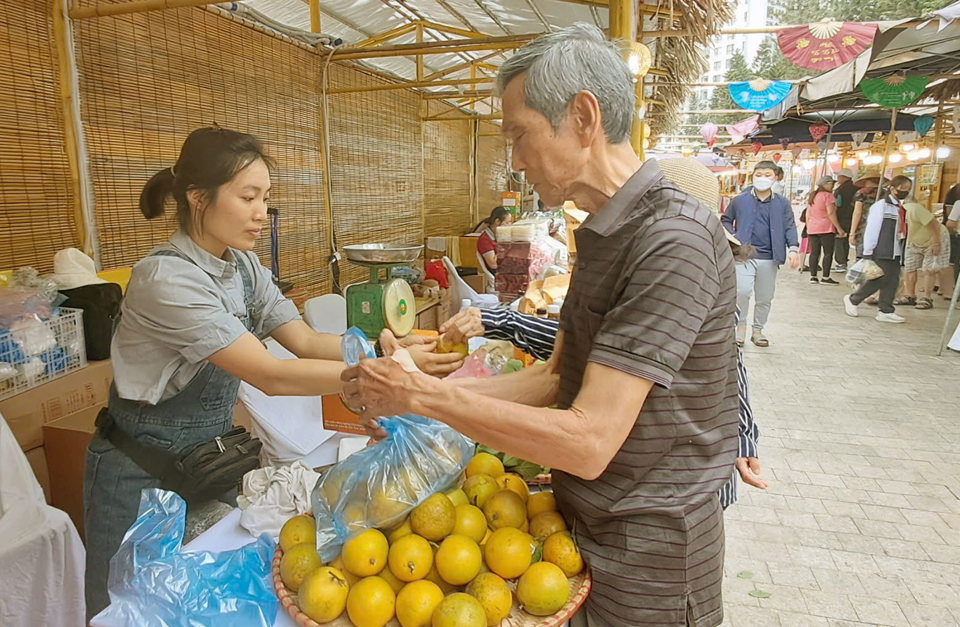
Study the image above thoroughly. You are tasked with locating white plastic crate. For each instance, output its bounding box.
[0,308,88,401]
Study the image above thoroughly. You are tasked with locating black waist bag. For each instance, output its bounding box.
[96,409,262,503]
[59,283,122,360]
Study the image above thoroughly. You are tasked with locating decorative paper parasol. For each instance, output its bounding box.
[726,117,760,143]
[913,115,934,137]
[700,122,719,147]
[728,79,793,112]
[809,123,829,143]
[860,75,929,107]
[777,20,877,71]
[752,141,764,155]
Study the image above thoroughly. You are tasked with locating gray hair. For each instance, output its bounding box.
[496,23,635,144]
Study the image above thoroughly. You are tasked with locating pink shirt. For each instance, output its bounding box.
[806,191,836,235]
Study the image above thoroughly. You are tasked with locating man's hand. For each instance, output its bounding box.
[340,353,439,440]
[787,251,800,270]
[932,242,942,257]
[438,308,484,345]
[735,457,768,489]
[380,330,464,377]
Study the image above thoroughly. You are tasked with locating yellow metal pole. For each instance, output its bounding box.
[309,0,320,33]
[609,0,643,159]
[70,0,223,19]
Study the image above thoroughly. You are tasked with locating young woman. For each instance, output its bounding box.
[805,175,846,284]
[83,127,461,617]
[472,206,513,273]
[843,176,913,323]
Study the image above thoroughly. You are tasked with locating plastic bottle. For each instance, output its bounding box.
[460,298,472,311]
[547,304,561,320]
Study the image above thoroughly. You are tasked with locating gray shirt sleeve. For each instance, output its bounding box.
[236,251,301,339]
[121,257,251,364]
[588,216,722,388]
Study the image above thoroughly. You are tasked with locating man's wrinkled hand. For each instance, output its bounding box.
[735,457,768,489]
[439,308,484,345]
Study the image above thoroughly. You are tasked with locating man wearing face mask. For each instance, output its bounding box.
[843,175,913,323]
[722,161,800,346]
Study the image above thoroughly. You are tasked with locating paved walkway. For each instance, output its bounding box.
[720,267,960,626]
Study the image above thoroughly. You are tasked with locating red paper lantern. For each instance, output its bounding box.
[752,141,764,155]
[773,153,782,163]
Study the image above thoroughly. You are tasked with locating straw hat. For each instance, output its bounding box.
[50,248,107,290]
[657,157,741,246]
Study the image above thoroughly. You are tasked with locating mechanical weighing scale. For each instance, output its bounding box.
[342,244,422,340]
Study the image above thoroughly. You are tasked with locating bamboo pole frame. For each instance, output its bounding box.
[330,33,538,61]
[417,19,484,39]
[309,0,321,33]
[354,23,418,48]
[69,0,223,19]
[327,77,495,94]
[54,0,99,259]
[421,50,502,81]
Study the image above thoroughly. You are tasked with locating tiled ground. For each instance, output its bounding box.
[720,267,960,626]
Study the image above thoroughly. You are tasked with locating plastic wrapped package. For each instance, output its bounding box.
[0,287,56,330]
[845,258,884,286]
[310,328,472,561]
[94,489,278,627]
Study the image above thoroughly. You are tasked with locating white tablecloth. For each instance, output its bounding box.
[0,413,86,627]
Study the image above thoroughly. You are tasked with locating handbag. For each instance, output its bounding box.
[95,409,262,503]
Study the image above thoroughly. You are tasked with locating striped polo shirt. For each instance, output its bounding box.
[553,159,739,627]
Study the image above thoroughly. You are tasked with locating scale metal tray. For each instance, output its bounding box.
[342,243,423,264]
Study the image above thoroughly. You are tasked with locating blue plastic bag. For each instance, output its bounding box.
[310,328,473,561]
[96,489,278,627]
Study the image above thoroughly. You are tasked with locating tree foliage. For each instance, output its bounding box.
[707,51,755,124]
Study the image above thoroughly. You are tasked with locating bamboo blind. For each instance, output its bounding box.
[477,120,510,213]
[325,64,425,286]
[72,6,331,293]
[422,101,472,238]
[0,0,79,273]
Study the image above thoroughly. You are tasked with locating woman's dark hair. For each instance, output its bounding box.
[806,181,832,207]
[139,127,274,233]
[471,206,511,233]
[883,175,912,198]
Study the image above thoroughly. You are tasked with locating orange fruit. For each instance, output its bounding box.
[526,491,557,519]
[466,572,512,626]
[495,473,529,502]
[483,527,535,579]
[298,566,349,623]
[279,514,314,552]
[465,452,505,478]
[431,592,487,627]
[279,542,322,592]
[347,576,396,627]
[516,562,569,616]
[483,489,527,530]
[462,475,499,509]
[435,534,483,586]
[342,528,389,577]
[388,534,434,582]
[542,532,584,577]
[395,580,444,627]
[453,504,488,544]
[529,511,567,540]
[410,493,456,542]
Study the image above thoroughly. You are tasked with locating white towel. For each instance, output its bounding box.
[237,462,320,538]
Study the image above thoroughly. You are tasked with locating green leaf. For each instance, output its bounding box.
[531,543,543,564]
[749,589,771,599]
[736,571,754,580]
[511,460,548,480]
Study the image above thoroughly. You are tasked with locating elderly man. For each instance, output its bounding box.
[343,24,738,627]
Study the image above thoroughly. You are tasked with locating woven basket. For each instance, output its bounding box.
[273,544,591,627]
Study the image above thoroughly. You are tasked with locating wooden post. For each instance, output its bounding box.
[879,108,898,191]
[53,0,99,260]
[70,0,223,19]
[309,0,321,33]
[416,23,424,82]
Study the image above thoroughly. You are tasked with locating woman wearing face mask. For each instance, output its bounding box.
[805,176,846,284]
[843,175,913,323]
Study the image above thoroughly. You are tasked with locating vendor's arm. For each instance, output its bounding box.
[439,307,559,361]
[271,320,342,360]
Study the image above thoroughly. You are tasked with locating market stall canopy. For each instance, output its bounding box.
[761,1,960,120]
[732,109,920,147]
[224,0,734,125]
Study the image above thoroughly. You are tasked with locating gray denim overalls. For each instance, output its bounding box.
[83,248,257,618]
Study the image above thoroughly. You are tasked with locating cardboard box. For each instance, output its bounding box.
[25,446,51,503]
[321,394,366,436]
[43,404,103,536]
[0,359,113,451]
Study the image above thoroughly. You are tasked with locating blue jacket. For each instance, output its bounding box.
[721,190,799,265]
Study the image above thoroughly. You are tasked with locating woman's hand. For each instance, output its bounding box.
[339,352,440,439]
[380,329,463,377]
[735,457,768,489]
[438,308,484,345]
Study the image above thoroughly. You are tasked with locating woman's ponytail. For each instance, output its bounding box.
[139,167,176,219]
